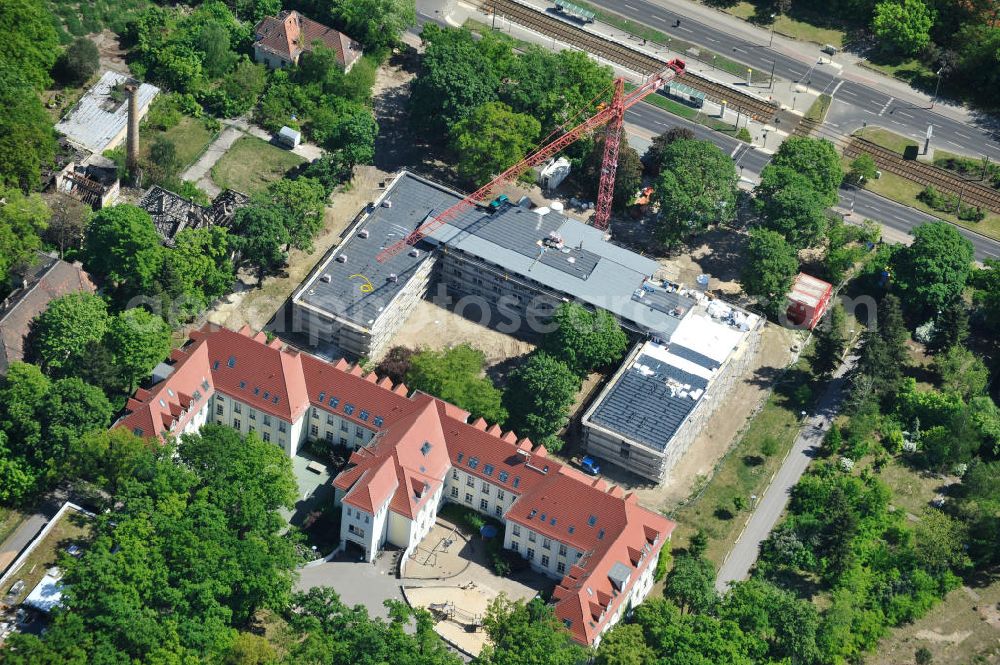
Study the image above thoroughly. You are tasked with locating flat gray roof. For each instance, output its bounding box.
[54,71,159,153]
[590,348,709,453]
[296,171,686,337]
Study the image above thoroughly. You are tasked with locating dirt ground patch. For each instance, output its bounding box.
[389,300,536,367]
[93,30,129,74]
[867,576,1000,665]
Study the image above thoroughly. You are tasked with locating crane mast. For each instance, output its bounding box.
[375,60,685,263]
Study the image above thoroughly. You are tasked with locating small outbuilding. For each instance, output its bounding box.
[277,126,302,149]
[786,272,833,330]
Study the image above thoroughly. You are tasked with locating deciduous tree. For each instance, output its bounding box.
[328,0,416,51]
[768,137,842,206]
[0,0,59,89]
[229,204,291,285]
[578,137,644,211]
[503,352,580,450]
[542,302,628,377]
[0,69,57,192]
[106,308,172,392]
[642,127,696,176]
[755,165,829,248]
[872,0,936,56]
[740,228,799,319]
[654,139,738,246]
[477,596,587,665]
[893,221,973,318]
[813,303,848,378]
[55,37,100,86]
[450,102,541,186]
[664,553,717,614]
[29,292,109,375]
[83,205,165,303]
[0,188,49,286]
[405,345,507,423]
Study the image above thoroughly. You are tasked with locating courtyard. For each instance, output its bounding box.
[402,518,551,657]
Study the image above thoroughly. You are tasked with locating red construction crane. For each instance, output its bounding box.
[376,60,685,263]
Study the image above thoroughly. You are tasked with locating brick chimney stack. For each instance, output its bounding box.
[125,83,140,180]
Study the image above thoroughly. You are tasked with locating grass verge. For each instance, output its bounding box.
[843,156,1000,240]
[860,56,936,92]
[668,342,819,565]
[627,84,750,140]
[803,94,831,123]
[722,3,846,47]
[854,126,918,155]
[210,136,305,195]
[0,508,27,551]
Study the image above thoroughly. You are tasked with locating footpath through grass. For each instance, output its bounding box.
[141,116,218,172]
[668,340,818,565]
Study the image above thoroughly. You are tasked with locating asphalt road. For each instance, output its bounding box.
[586,0,1000,161]
[715,352,856,592]
[625,102,1000,261]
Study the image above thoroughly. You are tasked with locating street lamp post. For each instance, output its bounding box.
[769,14,776,46]
[931,67,944,109]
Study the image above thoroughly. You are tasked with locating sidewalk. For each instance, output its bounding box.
[453,0,790,149]
[715,350,857,592]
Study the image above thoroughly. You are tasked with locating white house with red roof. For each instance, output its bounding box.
[253,10,362,71]
[114,324,674,647]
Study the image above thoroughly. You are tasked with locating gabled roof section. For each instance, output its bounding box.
[343,458,398,513]
[253,10,362,68]
[0,253,96,374]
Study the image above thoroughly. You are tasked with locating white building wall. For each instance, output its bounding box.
[444,467,517,521]
[502,521,583,579]
[341,498,391,562]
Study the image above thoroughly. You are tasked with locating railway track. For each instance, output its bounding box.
[845,138,1000,213]
[478,0,779,123]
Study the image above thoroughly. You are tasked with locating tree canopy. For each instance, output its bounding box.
[450,102,542,186]
[542,302,629,377]
[768,137,842,207]
[0,68,57,192]
[405,345,508,423]
[872,0,936,56]
[892,221,974,318]
[503,351,580,451]
[740,228,799,319]
[0,0,59,90]
[327,0,416,51]
[476,596,587,665]
[654,139,738,246]
[54,37,100,86]
[754,165,829,249]
[0,188,49,288]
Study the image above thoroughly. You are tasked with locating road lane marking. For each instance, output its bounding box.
[730,144,742,158]
[955,131,971,139]
[878,97,894,116]
[733,47,747,54]
[678,25,693,33]
[624,3,638,9]
[840,88,857,97]
[947,140,963,148]
[830,80,844,96]
[653,15,667,22]
[705,36,719,42]
[863,109,877,115]
[895,110,913,118]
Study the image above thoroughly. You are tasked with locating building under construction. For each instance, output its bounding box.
[292,170,697,359]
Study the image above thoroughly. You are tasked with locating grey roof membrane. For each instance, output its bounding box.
[590,352,710,453]
[297,171,686,337]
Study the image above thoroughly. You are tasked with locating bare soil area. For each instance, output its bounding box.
[867,576,1000,665]
[390,300,536,368]
[93,30,129,74]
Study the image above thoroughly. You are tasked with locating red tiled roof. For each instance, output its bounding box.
[0,253,96,374]
[343,458,398,513]
[253,10,362,68]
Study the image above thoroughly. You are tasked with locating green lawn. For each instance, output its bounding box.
[142,116,217,171]
[803,94,831,123]
[0,508,26,549]
[210,136,305,195]
[669,344,819,566]
[861,56,936,91]
[723,3,846,47]
[854,126,918,154]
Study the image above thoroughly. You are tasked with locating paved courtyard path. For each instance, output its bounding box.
[715,352,856,592]
[181,123,244,197]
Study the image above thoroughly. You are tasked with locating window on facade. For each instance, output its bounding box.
[310,424,318,437]
[496,490,505,501]
[355,426,363,437]
[528,531,536,543]
[512,525,520,537]
[543,538,551,550]
[263,415,271,427]
[481,482,489,495]
[216,405,224,416]
[465,493,473,504]
[511,542,519,552]
[233,418,241,429]
[541,555,549,567]
[364,514,369,523]
[327,414,335,425]
[452,470,459,480]
[263,432,271,442]
[326,432,333,442]
[249,409,257,421]
[480,499,488,511]
[279,421,287,433]
[527,548,535,560]
[559,543,567,556]
[341,421,348,432]
[619,445,630,459]
[312,408,318,419]
[234,403,242,414]
[557,562,566,574]
[451,487,458,498]
[466,477,474,487]
[495,505,502,517]
[340,437,348,445]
